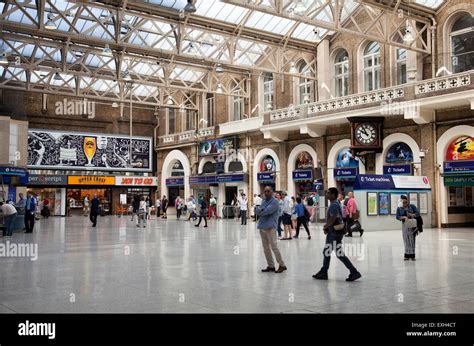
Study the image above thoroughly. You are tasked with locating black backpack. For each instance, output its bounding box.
[306,196,314,206]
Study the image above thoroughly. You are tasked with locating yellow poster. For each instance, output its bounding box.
[68,176,115,185]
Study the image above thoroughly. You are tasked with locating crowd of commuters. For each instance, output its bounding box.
[1,187,423,267]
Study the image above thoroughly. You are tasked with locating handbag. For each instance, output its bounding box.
[333,223,345,231]
[405,218,417,229]
[350,220,362,233]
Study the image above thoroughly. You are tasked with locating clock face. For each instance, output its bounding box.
[355,123,377,145]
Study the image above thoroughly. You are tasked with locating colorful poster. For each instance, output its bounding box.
[378,192,390,215]
[295,151,313,169]
[385,142,414,163]
[198,137,236,157]
[367,192,378,216]
[28,129,152,172]
[445,136,474,161]
[336,147,359,168]
[260,155,276,172]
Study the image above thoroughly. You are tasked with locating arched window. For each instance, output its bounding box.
[263,73,274,111]
[450,14,474,73]
[363,41,381,91]
[171,161,184,176]
[228,160,244,172]
[167,108,175,134]
[298,61,312,104]
[231,83,244,121]
[202,161,215,174]
[396,48,407,85]
[334,50,349,97]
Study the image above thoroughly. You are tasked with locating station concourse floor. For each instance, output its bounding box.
[0,215,473,313]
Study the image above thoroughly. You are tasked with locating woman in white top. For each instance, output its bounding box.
[137,197,147,228]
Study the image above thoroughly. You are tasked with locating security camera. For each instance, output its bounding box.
[419,151,426,159]
[313,28,319,35]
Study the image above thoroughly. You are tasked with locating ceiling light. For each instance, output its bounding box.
[112,102,119,108]
[0,54,8,65]
[103,44,113,56]
[45,14,56,30]
[53,72,62,81]
[403,24,415,44]
[288,8,295,18]
[166,96,174,105]
[216,83,223,93]
[215,64,224,73]
[289,62,297,74]
[294,0,306,16]
[183,0,196,13]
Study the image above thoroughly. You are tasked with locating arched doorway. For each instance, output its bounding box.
[437,126,474,227]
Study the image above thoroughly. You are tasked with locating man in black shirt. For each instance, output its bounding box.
[90,195,100,228]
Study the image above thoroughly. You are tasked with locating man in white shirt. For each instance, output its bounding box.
[253,193,263,222]
[238,193,248,225]
[2,201,18,237]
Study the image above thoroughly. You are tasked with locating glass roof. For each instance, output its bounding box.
[0,0,445,99]
[414,0,446,9]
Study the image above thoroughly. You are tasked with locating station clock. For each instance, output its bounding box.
[348,117,384,154]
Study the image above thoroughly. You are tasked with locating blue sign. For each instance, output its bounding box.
[313,181,324,190]
[354,174,395,190]
[292,170,313,181]
[189,174,245,185]
[444,160,474,174]
[0,166,28,177]
[257,172,275,182]
[383,164,412,175]
[166,178,184,186]
[8,187,16,202]
[334,168,358,179]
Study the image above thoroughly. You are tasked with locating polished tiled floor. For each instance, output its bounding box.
[0,215,473,313]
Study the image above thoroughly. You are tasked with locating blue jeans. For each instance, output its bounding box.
[277,216,283,237]
[320,229,357,274]
[4,213,17,236]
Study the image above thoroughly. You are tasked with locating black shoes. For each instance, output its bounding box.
[360,229,364,236]
[261,267,275,272]
[275,266,287,273]
[308,236,311,240]
[312,271,328,280]
[346,272,362,282]
[346,234,353,237]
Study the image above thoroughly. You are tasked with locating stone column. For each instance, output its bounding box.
[317,39,331,101]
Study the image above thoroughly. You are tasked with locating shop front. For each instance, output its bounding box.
[67,175,115,215]
[115,176,158,212]
[334,147,359,195]
[441,134,474,227]
[27,174,68,216]
[189,173,248,216]
[165,177,185,208]
[0,166,28,203]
